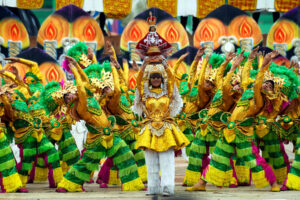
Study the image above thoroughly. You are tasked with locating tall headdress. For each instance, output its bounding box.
[147,11,157,27]
[205,53,225,84]
[40,81,65,114]
[264,63,300,101]
[83,61,114,91]
[66,42,92,68]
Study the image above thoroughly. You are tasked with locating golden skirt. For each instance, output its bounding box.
[135,124,190,152]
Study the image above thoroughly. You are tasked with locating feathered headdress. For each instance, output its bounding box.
[40,81,65,114]
[83,61,114,91]
[66,42,92,68]
[264,63,300,101]
[206,53,225,84]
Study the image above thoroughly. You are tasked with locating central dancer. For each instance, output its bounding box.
[133,12,189,196]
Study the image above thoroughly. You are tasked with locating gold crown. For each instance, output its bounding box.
[63,81,77,94]
[144,64,166,80]
[51,81,77,106]
[264,71,285,87]
[79,53,92,68]
[147,11,157,26]
[90,69,114,90]
[51,90,65,106]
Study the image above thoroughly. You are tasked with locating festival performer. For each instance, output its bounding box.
[95,56,147,187]
[40,81,81,176]
[55,57,145,192]
[0,68,64,190]
[185,47,263,188]
[184,51,241,187]
[186,51,281,192]
[95,42,147,187]
[0,85,25,193]
[268,65,300,191]
[255,62,295,184]
[175,47,206,159]
[132,53,190,196]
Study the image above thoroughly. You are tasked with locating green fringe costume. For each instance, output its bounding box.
[84,63,147,185]
[0,101,23,193]
[184,54,242,186]
[255,63,300,184]
[286,126,300,190]
[52,62,144,191]
[8,90,63,188]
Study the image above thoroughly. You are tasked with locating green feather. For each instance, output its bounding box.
[12,100,29,113]
[40,81,61,114]
[67,42,88,62]
[24,72,40,81]
[208,53,225,69]
[269,63,300,100]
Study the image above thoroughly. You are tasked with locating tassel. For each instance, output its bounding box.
[122,177,145,191]
[57,177,83,192]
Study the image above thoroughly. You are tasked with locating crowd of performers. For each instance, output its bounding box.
[1,15,300,197]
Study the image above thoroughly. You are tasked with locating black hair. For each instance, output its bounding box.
[149,73,164,88]
[63,93,69,102]
[265,80,275,89]
[149,26,156,32]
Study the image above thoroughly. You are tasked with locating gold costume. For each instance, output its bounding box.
[134,66,190,152]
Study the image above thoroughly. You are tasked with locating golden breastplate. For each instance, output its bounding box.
[145,96,170,130]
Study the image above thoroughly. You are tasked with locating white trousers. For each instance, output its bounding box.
[144,148,175,195]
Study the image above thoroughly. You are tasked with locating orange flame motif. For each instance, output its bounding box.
[274,26,286,43]
[11,24,20,41]
[84,23,96,41]
[130,26,141,41]
[47,65,59,82]
[129,75,137,89]
[46,23,56,40]
[240,19,252,37]
[201,23,213,41]
[167,25,179,42]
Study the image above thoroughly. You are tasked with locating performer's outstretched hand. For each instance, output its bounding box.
[65,56,77,66]
[110,56,121,69]
[178,52,189,62]
[141,57,151,72]
[105,40,114,56]
[225,52,236,62]
[195,47,206,61]
[230,51,244,72]
[4,57,20,63]
[132,60,139,71]
[87,48,94,60]
[248,46,259,60]
[261,50,278,68]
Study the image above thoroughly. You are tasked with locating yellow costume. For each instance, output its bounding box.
[134,65,190,152]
